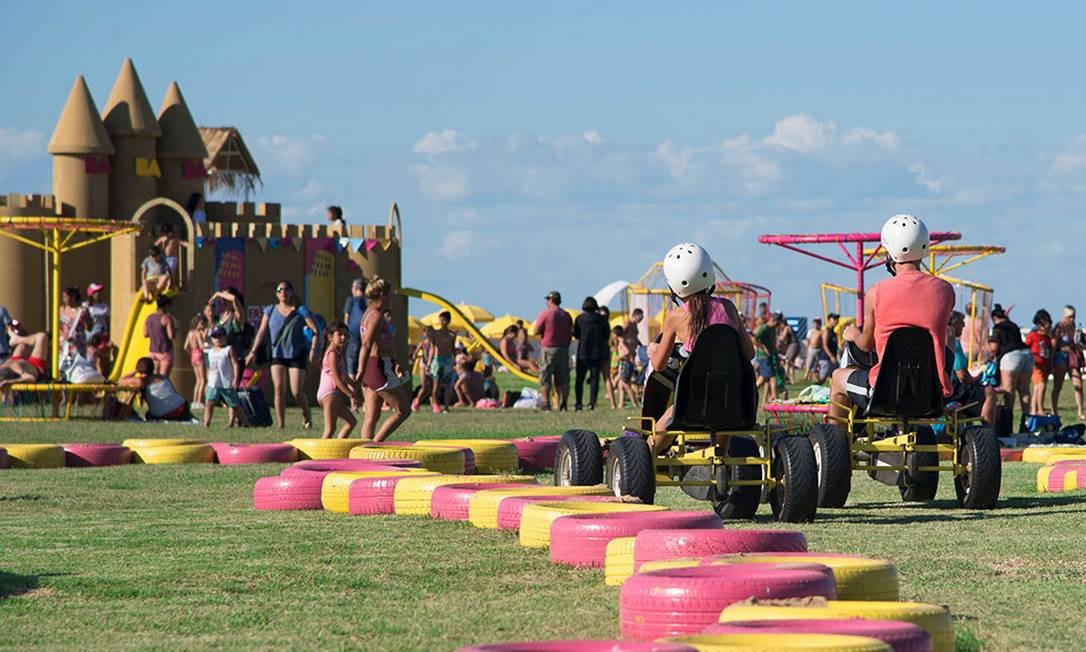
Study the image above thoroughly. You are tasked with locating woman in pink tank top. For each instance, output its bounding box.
[318,321,358,438]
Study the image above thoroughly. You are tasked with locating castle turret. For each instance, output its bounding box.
[48,75,114,218]
[101,58,161,222]
[156,81,208,209]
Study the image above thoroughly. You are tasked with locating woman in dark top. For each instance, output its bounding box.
[572,297,610,411]
[246,280,320,429]
[990,303,1032,424]
[144,295,175,377]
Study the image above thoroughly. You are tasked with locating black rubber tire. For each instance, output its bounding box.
[955,425,1002,509]
[769,435,818,523]
[809,423,853,508]
[554,429,603,486]
[606,436,656,504]
[710,436,762,521]
[899,426,939,502]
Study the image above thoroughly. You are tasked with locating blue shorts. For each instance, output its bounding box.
[205,387,238,407]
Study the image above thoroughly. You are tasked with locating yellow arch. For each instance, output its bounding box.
[130,196,196,274]
[400,287,539,384]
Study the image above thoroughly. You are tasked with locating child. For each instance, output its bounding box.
[88,333,113,379]
[454,357,485,407]
[318,321,358,438]
[979,336,1007,426]
[613,325,640,408]
[1025,309,1053,415]
[482,364,499,400]
[119,356,194,422]
[204,327,239,428]
[184,314,208,409]
[140,245,171,300]
[154,223,181,285]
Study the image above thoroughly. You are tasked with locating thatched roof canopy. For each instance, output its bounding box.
[199,127,262,197]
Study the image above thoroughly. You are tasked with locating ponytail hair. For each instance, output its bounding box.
[684,289,711,347]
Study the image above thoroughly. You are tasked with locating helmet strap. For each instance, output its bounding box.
[885,259,897,277]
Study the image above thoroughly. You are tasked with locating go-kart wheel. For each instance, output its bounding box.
[554,429,603,487]
[606,436,656,504]
[809,423,852,508]
[899,426,939,502]
[769,435,818,523]
[711,435,762,521]
[955,425,1001,509]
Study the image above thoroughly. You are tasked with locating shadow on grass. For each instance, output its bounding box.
[0,571,70,600]
[806,492,1086,525]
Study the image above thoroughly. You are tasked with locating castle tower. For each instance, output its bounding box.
[156,81,207,209]
[47,75,114,218]
[102,58,161,222]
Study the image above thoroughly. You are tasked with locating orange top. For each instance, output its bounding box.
[868,270,956,396]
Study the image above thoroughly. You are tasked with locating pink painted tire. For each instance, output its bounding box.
[0,447,9,469]
[633,528,808,565]
[431,483,536,521]
[348,474,423,515]
[457,641,696,652]
[511,435,562,472]
[281,458,421,477]
[62,444,132,467]
[211,442,297,465]
[253,473,325,510]
[551,512,723,568]
[1000,449,1022,462]
[619,563,837,641]
[703,619,931,652]
[497,495,623,531]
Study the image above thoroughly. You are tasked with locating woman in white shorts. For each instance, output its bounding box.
[991,304,1032,425]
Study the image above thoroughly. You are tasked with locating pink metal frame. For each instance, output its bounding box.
[757,231,961,324]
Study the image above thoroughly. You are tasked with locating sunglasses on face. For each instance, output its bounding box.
[276,287,291,293]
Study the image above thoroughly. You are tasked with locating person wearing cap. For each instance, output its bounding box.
[829,215,956,422]
[990,303,1031,426]
[84,282,110,340]
[342,278,368,378]
[1051,305,1086,420]
[533,290,573,410]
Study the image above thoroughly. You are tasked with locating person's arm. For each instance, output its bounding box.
[244,312,270,366]
[846,301,876,351]
[650,314,678,372]
[573,316,581,341]
[330,350,353,395]
[229,348,240,388]
[533,314,545,342]
[165,315,175,343]
[302,313,320,363]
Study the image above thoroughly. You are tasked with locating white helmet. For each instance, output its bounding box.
[880,214,929,263]
[663,243,715,298]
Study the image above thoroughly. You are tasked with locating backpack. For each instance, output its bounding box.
[303,311,326,353]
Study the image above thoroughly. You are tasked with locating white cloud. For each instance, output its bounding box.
[413,129,475,157]
[437,229,493,260]
[0,128,45,175]
[251,134,328,178]
[909,162,943,193]
[412,162,469,201]
[1043,135,1086,193]
[764,114,835,153]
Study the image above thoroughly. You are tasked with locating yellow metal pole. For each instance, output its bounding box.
[51,228,61,379]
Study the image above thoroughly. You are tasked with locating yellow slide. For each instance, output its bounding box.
[401,287,538,384]
[108,293,165,381]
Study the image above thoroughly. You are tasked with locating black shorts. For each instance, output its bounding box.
[271,354,307,370]
[845,369,872,411]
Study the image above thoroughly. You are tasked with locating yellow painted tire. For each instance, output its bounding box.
[413,439,519,473]
[121,438,203,449]
[604,536,636,586]
[1,444,65,469]
[1021,446,1086,464]
[393,474,536,516]
[665,633,890,651]
[518,501,667,549]
[706,554,898,601]
[321,470,434,513]
[130,443,215,465]
[350,444,466,474]
[467,485,615,529]
[288,438,365,460]
[718,600,953,652]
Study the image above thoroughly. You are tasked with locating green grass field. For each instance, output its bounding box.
[2,392,1086,650]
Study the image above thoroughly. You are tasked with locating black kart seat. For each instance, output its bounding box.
[666,324,757,431]
[866,327,944,419]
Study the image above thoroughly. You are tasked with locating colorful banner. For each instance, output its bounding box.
[214,237,245,296]
[304,237,336,324]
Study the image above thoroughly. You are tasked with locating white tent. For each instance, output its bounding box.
[593,280,630,310]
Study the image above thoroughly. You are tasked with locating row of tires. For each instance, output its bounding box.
[0,435,562,472]
[1037,458,1086,492]
[255,458,953,652]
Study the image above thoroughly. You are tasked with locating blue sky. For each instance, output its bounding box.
[3,3,1086,321]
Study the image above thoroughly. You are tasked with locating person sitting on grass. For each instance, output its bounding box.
[203,327,240,428]
[318,321,358,438]
[119,356,195,422]
[0,330,50,390]
[454,357,485,407]
[648,242,754,453]
[140,245,171,301]
[828,215,955,423]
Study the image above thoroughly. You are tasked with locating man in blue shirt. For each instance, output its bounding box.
[0,305,13,362]
[342,278,367,377]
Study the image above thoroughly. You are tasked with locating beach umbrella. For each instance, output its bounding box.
[420,310,473,330]
[480,314,533,338]
[455,303,495,323]
[407,315,424,342]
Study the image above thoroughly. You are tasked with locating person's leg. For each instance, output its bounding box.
[320,394,336,438]
[191,361,202,405]
[288,367,311,428]
[360,387,381,440]
[1030,370,1043,415]
[270,363,288,429]
[651,405,676,454]
[601,360,616,409]
[1051,365,1066,414]
[334,394,357,438]
[587,362,600,409]
[574,358,587,409]
[828,367,856,423]
[374,386,410,441]
[1015,371,1030,427]
[203,400,214,427]
[1072,367,1085,419]
[162,351,173,378]
[981,386,996,425]
[454,378,469,407]
[557,351,570,410]
[227,404,237,427]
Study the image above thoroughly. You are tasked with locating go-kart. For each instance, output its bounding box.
[808,327,1001,509]
[554,324,819,523]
